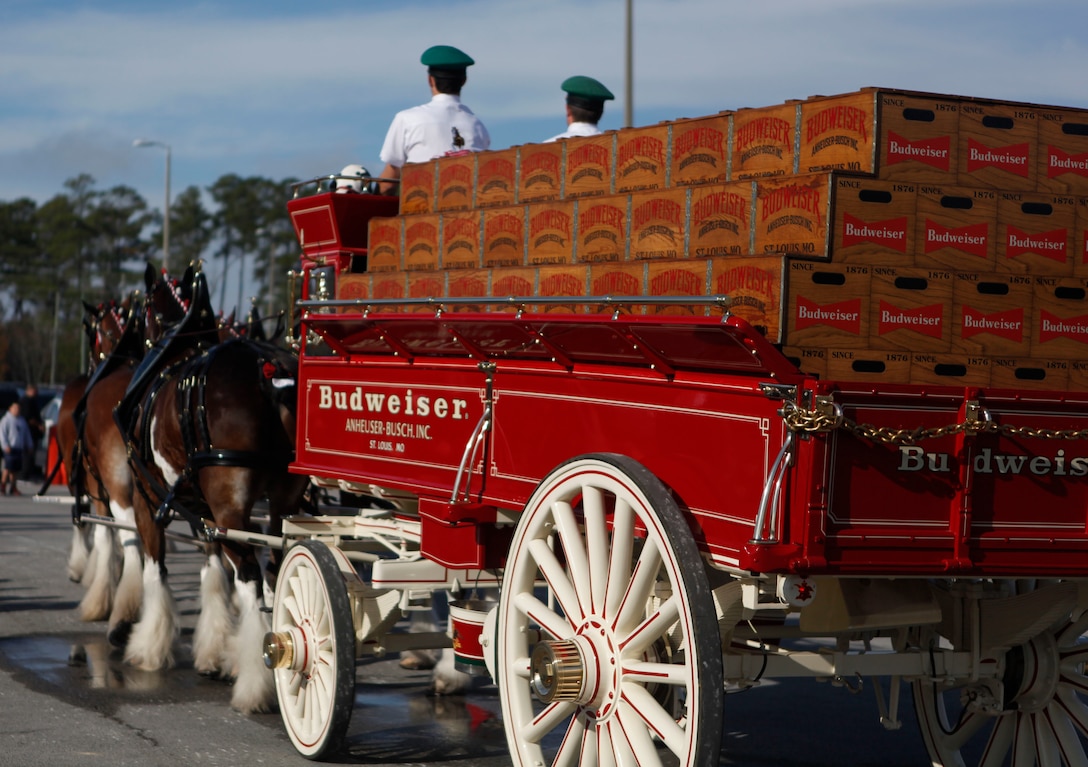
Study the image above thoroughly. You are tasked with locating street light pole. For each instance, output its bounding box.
[133,138,171,271]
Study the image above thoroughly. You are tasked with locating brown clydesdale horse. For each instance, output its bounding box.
[116,266,308,713]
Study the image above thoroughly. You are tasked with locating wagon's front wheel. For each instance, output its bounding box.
[497,454,724,767]
[265,540,356,760]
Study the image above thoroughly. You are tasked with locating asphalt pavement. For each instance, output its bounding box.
[0,479,934,767]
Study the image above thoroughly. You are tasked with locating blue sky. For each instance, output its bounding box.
[3,0,1088,210]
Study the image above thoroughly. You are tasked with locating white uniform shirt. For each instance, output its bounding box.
[545,121,602,143]
[379,93,491,167]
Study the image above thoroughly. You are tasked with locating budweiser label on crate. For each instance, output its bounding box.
[957,99,1037,191]
[590,261,645,301]
[781,345,827,378]
[399,162,435,214]
[536,264,588,313]
[407,272,446,311]
[669,112,730,186]
[877,91,959,184]
[475,148,518,208]
[709,255,785,341]
[831,176,916,265]
[1031,275,1088,357]
[482,206,526,268]
[825,348,912,385]
[434,154,476,211]
[1037,106,1088,194]
[799,90,878,174]
[336,273,370,312]
[869,266,953,352]
[1076,196,1088,276]
[577,197,628,262]
[446,270,489,312]
[914,185,997,270]
[689,182,753,257]
[403,214,440,270]
[563,133,614,198]
[754,173,832,257]
[995,191,1075,276]
[366,217,402,272]
[518,143,563,203]
[731,102,798,179]
[910,352,991,387]
[614,124,669,193]
[490,267,537,310]
[646,259,708,316]
[786,261,870,348]
[990,355,1070,391]
[440,211,481,269]
[952,271,1033,356]
[371,271,406,301]
[630,188,688,261]
[526,201,574,265]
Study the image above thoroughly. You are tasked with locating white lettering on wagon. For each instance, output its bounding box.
[898,445,1088,476]
[318,386,470,421]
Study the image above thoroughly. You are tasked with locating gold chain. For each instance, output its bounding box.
[779,400,1088,446]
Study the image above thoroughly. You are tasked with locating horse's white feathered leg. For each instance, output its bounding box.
[228,578,275,713]
[79,523,118,622]
[67,520,90,582]
[124,560,178,671]
[107,501,143,646]
[193,551,235,676]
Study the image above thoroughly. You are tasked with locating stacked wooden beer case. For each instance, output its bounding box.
[346,86,1088,390]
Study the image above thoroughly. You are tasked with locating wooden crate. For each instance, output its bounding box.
[563,133,614,199]
[869,266,953,352]
[371,271,406,301]
[1037,106,1088,194]
[336,273,371,312]
[589,261,645,298]
[732,102,798,180]
[440,210,481,269]
[689,182,753,258]
[476,148,518,208]
[629,188,688,261]
[826,348,912,385]
[406,272,445,311]
[366,217,402,272]
[799,90,879,174]
[576,197,628,263]
[831,177,916,265]
[403,214,439,271]
[669,112,730,187]
[876,90,960,185]
[536,264,588,313]
[786,261,870,348]
[951,272,1033,356]
[399,162,436,214]
[1075,196,1088,277]
[914,185,997,271]
[910,352,991,387]
[1068,359,1088,391]
[995,191,1076,276]
[434,153,476,211]
[1031,275,1088,357]
[518,143,563,203]
[709,254,786,342]
[482,206,526,268]
[957,98,1037,191]
[490,266,537,312]
[445,269,490,312]
[526,201,575,265]
[781,346,827,379]
[753,173,834,257]
[615,123,669,193]
[990,355,1070,392]
[645,259,708,316]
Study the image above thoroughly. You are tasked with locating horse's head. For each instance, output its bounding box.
[143,262,191,344]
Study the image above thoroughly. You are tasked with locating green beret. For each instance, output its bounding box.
[562,75,615,103]
[420,45,475,69]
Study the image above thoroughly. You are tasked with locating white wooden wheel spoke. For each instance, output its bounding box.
[497,456,722,767]
[1058,685,1088,737]
[1049,698,1088,767]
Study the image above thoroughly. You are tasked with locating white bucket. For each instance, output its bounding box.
[448,598,496,676]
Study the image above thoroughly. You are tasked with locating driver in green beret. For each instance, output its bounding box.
[377,45,491,193]
[545,75,615,142]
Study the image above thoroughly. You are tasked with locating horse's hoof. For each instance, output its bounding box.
[107,621,133,649]
[399,654,436,671]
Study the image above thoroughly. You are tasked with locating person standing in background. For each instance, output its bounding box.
[0,401,33,495]
[17,385,43,481]
[545,75,615,142]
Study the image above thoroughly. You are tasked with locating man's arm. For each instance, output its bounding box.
[378,163,401,196]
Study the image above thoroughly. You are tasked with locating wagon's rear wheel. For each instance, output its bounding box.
[912,587,1088,767]
[266,540,356,760]
[497,454,724,767]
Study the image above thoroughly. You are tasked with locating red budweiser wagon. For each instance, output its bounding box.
[264,125,1088,766]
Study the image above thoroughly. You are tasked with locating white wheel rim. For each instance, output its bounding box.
[498,458,710,767]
